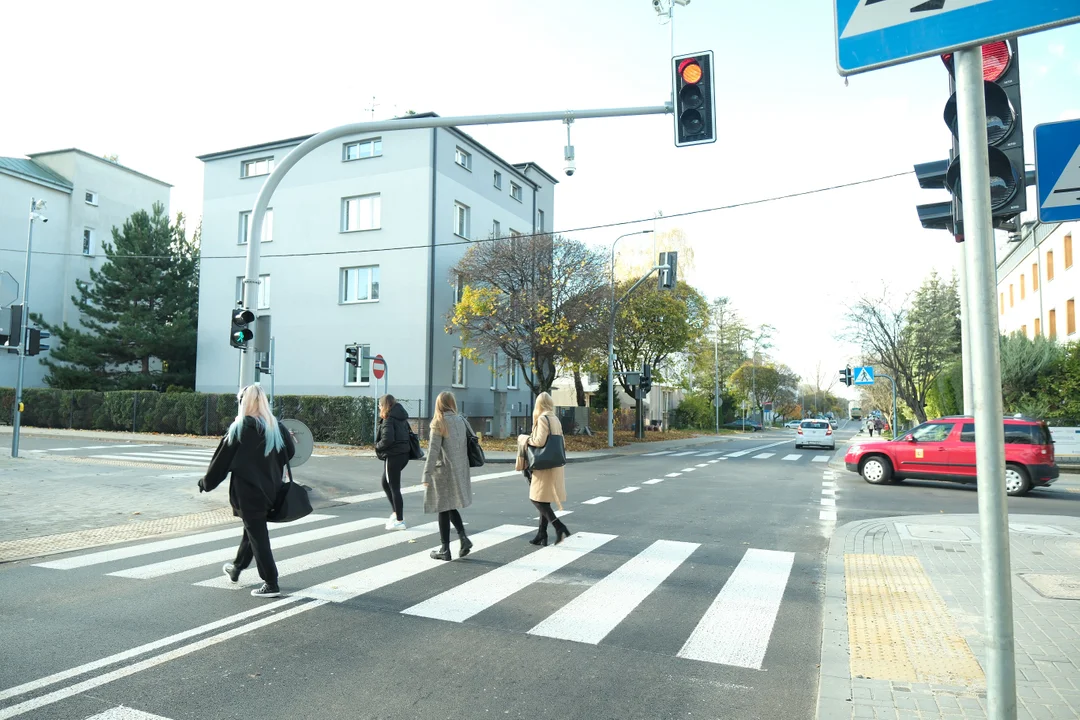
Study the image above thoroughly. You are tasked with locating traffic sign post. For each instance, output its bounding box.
[362,352,388,444]
[853,366,875,385]
[1035,118,1080,223]
[834,0,1080,76]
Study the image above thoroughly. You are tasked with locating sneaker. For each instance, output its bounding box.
[222,563,240,583]
[389,520,407,531]
[251,583,281,598]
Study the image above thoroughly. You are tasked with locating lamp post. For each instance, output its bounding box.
[608,229,653,448]
[11,199,47,458]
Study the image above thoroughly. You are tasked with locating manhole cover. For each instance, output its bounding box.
[894,523,977,543]
[1019,574,1080,600]
[1009,523,1077,537]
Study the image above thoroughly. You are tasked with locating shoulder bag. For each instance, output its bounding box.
[464,418,486,468]
[268,463,313,523]
[408,431,425,460]
[527,416,566,471]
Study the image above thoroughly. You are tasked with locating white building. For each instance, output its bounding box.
[549,371,684,429]
[195,115,556,431]
[0,150,171,389]
[997,220,1079,341]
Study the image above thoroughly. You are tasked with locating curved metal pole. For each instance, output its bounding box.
[607,229,653,448]
[240,105,671,390]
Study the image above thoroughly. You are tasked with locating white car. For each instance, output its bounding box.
[784,420,802,429]
[795,419,835,450]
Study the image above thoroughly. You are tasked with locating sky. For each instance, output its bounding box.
[2,0,1079,401]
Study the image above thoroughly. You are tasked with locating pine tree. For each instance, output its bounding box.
[35,203,199,390]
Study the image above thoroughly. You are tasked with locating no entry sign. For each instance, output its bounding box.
[372,354,386,380]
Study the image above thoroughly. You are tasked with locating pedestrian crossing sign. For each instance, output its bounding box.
[853,366,875,385]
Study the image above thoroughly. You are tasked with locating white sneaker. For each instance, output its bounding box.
[385,513,397,530]
[389,520,407,531]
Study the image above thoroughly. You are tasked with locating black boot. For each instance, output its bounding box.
[529,530,548,546]
[430,545,451,561]
[553,520,572,545]
[459,534,473,557]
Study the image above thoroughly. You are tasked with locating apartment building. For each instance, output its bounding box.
[195,115,556,431]
[997,221,1079,342]
[0,150,171,389]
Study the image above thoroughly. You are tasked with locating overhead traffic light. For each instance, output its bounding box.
[914,158,964,239]
[27,328,50,356]
[230,307,255,349]
[839,366,853,387]
[640,363,653,395]
[345,344,360,367]
[672,51,715,147]
[941,39,1026,227]
[658,251,678,290]
[3,304,23,350]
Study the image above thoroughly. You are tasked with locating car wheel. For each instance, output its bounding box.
[860,455,893,485]
[1005,464,1032,497]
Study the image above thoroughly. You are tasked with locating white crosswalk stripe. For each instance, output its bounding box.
[82,708,175,720]
[641,450,675,457]
[782,454,802,461]
[581,496,612,505]
[669,450,700,457]
[752,453,775,460]
[812,456,830,463]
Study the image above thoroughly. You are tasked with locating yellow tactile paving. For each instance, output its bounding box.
[846,553,985,686]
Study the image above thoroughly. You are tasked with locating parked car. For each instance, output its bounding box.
[723,419,762,432]
[844,416,1058,496]
[784,420,802,429]
[796,419,835,449]
[829,418,838,429]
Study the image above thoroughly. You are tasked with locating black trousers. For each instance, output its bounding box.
[438,509,466,546]
[234,515,278,586]
[532,501,559,535]
[382,454,410,521]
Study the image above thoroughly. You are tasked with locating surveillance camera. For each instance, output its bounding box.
[42,217,48,223]
[565,159,576,177]
[564,144,575,177]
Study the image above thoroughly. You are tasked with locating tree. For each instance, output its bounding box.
[590,368,621,411]
[448,233,607,396]
[844,272,960,423]
[999,332,1062,413]
[729,362,799,421]
[35,204,200,390]
[684,297,749,393]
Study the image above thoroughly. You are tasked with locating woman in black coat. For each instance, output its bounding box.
[376,394,412,530]
[199,384,295,598]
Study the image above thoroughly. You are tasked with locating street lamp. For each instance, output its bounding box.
[608,229,653,448]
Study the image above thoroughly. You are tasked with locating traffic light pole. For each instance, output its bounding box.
[239,105,672,393]
[12,199,41,459]
[958,242,975,415]
[955,46,1016,720]
[875,373,898,440]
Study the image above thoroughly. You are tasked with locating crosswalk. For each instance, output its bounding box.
[32,513,798,671]
[641,446,833,464]
[28,444,216,472]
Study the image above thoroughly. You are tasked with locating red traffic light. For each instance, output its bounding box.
[940,41,1011,82]
[678,59,702,84]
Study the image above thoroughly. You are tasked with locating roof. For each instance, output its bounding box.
[512,162,560,186]
[27,148,172,187]
[0,157,73,193]
[196,134,316,162]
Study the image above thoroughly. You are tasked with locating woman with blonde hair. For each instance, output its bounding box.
[199,384,295,598]
[518,392,571,546]
[421,391,474,561]
[375,393,412,530]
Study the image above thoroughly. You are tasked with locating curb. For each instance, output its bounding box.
[815,517,863,720]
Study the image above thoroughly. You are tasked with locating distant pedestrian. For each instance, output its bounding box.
[422,391,474,561]
[376,394,412,531]
[866,419,874,437]
[518,392,571,547]
[199,384,295,598]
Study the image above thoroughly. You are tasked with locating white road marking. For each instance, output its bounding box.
[82,445,163,450]
[34,515,336,570]
[752,453,775,460]
[822,481,837,488]
[296,524,533,603]
[820,498,836,507]
[402,532,617,623]
[83,707,175,720]
[156,472,205,479]
[581,496,611,505]
[197,522,441,589]
[682,467,697,472]
[782,454,802,461]
[642,451,674,457]
[677,548,795,669]
[666,472,682,478]
[812,456,830,463]
[820,510,837,521]
[696,451,723,457]
[0,600,324,720]
[695,463,709,468]
[32,447,82,452]
[822,488,836,496]
[725,439,791,457]
[109,517,386,579]
[643,479,664,485]
[617,487,640,493]
[90,455,206,467]
[337,470,520,504]
[533,510,573,520]
[528,540,699,644]
[670,451,700,457]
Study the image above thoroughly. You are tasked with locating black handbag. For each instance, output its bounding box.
[268,463,313,523]
[408,431,425,460]
[464,419,485,468]
[527,417,566,471]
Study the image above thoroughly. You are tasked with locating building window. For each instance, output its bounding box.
[999,292,1004,315]
[455,147,472,170]
[506,359,518,389]
[1069,299,1076,336]
[239,209,274,244]
[342,194,381,232]
[85,191,98,206]
[537,209,545,233]
[1020,274,1026,300]
[345,343,371,386]
[493,170,502,189]
[1066,234,1074,269]
[510,182,522,202]
[235,275,271,310]
[82,228,95,256]
[454,202,470,239]
[241,157,274,178]
[1021,324,1028,337]
[1033,263,1040,291]
[453,273,465,304]
[452,349,466,387]
[492,220,501,238]
[1009,284,1014,307]
[343,138,382,161]
[1048,250,1055,281]
[340,266,380,303]
[1035,318,1042,337]
[1050,309,1058,339]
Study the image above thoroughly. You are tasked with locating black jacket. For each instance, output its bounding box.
[375,403,411,460]
[199,416,296,518]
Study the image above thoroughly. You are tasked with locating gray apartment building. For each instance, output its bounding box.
[195,115,556,433]
[0,150,171,389]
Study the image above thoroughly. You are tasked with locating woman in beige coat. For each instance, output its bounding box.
[518,392,571,546]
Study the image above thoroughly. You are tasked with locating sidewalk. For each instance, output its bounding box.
[817,514,1080,720]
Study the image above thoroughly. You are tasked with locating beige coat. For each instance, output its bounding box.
[519,412,566,505]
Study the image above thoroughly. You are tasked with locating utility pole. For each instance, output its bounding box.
[11,198,46,458]
[714,338,720,434]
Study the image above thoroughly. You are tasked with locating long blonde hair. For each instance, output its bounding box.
[379,394,396,419]
[431,391,458,438]
[533,392,555,425]
[227,384,285,456]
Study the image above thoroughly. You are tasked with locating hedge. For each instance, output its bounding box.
[0,387,377,446]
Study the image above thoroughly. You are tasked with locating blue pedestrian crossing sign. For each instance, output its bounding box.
[1035,118,1080,223]
[834,1,1080,77]
[854,366,875,385]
